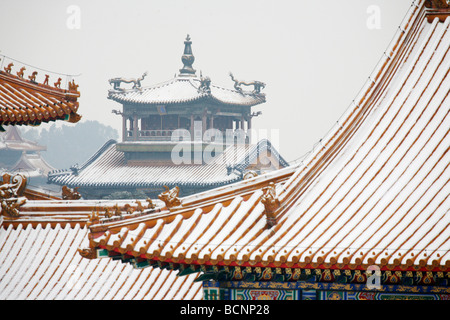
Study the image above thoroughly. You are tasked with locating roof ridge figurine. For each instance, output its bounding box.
[229,72,265,94]
[198,71,211,94]
[109,71,148,91]
[0,173,27,217]
[158,185,181,209]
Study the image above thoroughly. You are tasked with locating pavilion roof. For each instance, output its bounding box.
[48,139,289,190]
[10,152,55,177]
[108,75,266,107]
[0,126,45,152]
[108,34,266,108]
[83,1,450,274]
[0,199,202,300]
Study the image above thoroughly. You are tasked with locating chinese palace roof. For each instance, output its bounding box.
[0,199,202,299]
[82,1,450,274]
[1,0,449,300]
[10,152,55,178]
[107,34,266,108]
[0,126,45,152]
[0,63,81,130]
[47,139,288,191]
[108,75,266,107]
[0,126,55,177]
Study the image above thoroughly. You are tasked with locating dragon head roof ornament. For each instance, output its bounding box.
[108,72,148,92]
[229,72,265,94]
[0,173,28,217]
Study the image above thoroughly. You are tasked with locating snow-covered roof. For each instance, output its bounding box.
[0,126,45,152]
[0,199,202,299]
[48,139,288,190]
[108,75,266,107]
[10,152,55,177]
[0,68,81,128]
[85,1,450,273]
[1,1,448,301]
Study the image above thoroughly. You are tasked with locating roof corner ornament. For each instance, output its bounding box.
[113,203,122,217]
[17,67,26,78]
[251,111,262,118]
[43,74,50,86]
[229,72,265,94]
[54,77,62,88]
[108,71,148,91]
[135,200,146,212]
[123,203,135,214]
[158,185,181,209]
[146,198,156,209]
[0,173,27,217]
[260,182,280,228]
[68,112,82,123]
[28,71,38,83]
[68,79,79,92]
[104,207,113,218]
[4,63,13,73]
[62,185,81,200]
[198,71,211,94]
[77,246,98,259]
[87,209,100,227]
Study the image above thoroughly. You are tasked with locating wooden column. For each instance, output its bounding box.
[247,116,252,143]
[190,115,194,140]
[133,114,138,141]
[202,113,207,135]
[122,115,127,142]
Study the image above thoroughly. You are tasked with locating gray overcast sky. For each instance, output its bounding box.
[0,0,413,163]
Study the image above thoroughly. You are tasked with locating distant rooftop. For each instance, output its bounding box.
[107,35,266,108]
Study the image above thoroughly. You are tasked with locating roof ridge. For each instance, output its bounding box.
[48,139,117,179]
[78,139,117,171]
[231,139,289,173]
[274,1,426,205]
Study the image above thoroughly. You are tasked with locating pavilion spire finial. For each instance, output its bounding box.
[179,34,196,76]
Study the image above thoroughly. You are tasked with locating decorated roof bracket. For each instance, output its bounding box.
[260,182,280,228]
[178,264,199,276]
[0,173,27,217]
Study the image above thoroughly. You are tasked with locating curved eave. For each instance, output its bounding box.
[108,92,265,108]
[85,1,449,273]
[107,77,266,108]
[49,177,242,190]
[0,70,81,127]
